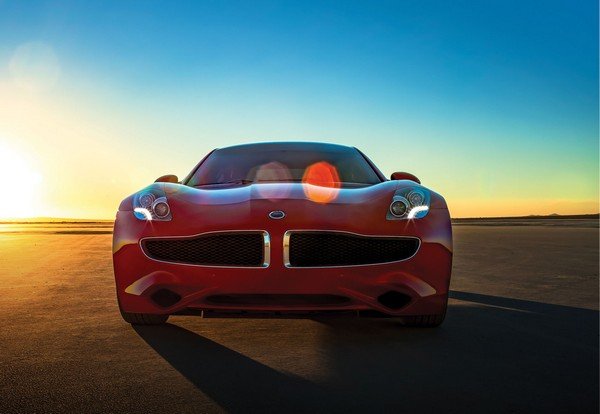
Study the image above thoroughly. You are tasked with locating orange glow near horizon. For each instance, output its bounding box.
[302,161,341,204]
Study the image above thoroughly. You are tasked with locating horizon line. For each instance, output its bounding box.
[1,213,598,224]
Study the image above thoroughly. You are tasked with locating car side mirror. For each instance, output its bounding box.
[155,174,179,183]
[390,172,421,184]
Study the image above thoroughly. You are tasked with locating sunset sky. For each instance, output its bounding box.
[0,0,598,219]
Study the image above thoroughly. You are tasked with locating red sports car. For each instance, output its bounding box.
[113,142,452,327]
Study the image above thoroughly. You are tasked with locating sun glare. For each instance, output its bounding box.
[0,144,42,218]
[302,161,341,204]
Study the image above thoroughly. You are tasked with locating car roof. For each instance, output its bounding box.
[215,141,356,153]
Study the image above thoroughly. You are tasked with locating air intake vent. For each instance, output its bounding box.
[286,231,419,267]
[377,291,412,309]
[142,232,267,267]
[151,289,182,308]
[206,294,351,307]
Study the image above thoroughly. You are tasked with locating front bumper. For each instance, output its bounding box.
[113,208,452,316]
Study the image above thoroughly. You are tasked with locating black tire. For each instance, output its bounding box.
[117,295,169,325]
[119,307,169,325]
[120,310,169,325]
[401,313,445,327]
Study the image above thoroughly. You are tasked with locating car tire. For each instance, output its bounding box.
[401,313,445,327]
[117,295,169,325]
[118,303,169,325]
[120,310,169,325]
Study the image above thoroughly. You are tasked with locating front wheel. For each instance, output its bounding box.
[401,313,445,327]
[118,301,169,325]
[120,310,169,325]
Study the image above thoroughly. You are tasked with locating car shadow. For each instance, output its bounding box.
[135,291,599,413]
[133,323,340,412]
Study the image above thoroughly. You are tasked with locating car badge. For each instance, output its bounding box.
[268,210,286,219]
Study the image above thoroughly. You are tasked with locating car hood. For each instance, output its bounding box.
[117,180,449,238]
[163,181,401,206]
[118,180,447,217]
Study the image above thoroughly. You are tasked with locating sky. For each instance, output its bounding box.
[0,0,597,219]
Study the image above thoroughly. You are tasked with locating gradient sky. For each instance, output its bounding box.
[0,0,597,219]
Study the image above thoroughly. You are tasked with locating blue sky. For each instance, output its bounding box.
[0,0,597,218]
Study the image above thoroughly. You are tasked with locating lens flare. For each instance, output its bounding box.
[253,161,293,182]
[9,42,61,92]
[133,207,153,220]
[407,205,429,219]
[302,161,341,203]
[253,161,293,199]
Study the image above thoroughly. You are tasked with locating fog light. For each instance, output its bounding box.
[390,199,408,217]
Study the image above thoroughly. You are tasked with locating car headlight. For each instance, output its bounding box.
[387,187,430,220]
[133,189,172,221]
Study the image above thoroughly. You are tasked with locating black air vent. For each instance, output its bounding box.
[151,289,182,308]
[206,294,350,307]
[288,232,419,267]
[377,291,412,309]
[142,232,265,266]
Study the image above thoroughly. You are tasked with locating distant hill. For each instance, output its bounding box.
[453,213,599,221]
[0,217,113,224]
[452,213,599,228]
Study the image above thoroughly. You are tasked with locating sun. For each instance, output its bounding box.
[0,143,43,219]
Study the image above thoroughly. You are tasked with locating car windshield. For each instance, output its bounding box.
[186,145,382,187]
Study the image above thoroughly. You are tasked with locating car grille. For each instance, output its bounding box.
[142,232,267,267]
[286,231,419,267]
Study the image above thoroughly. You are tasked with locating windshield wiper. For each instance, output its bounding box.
[193,179,254,187]
[194,179,376,187]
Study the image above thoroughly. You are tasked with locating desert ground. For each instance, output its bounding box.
[0,219,598,413]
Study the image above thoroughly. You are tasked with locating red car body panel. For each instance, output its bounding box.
[113,144,452,317]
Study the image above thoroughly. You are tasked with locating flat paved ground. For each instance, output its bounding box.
[0,222,598,413]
